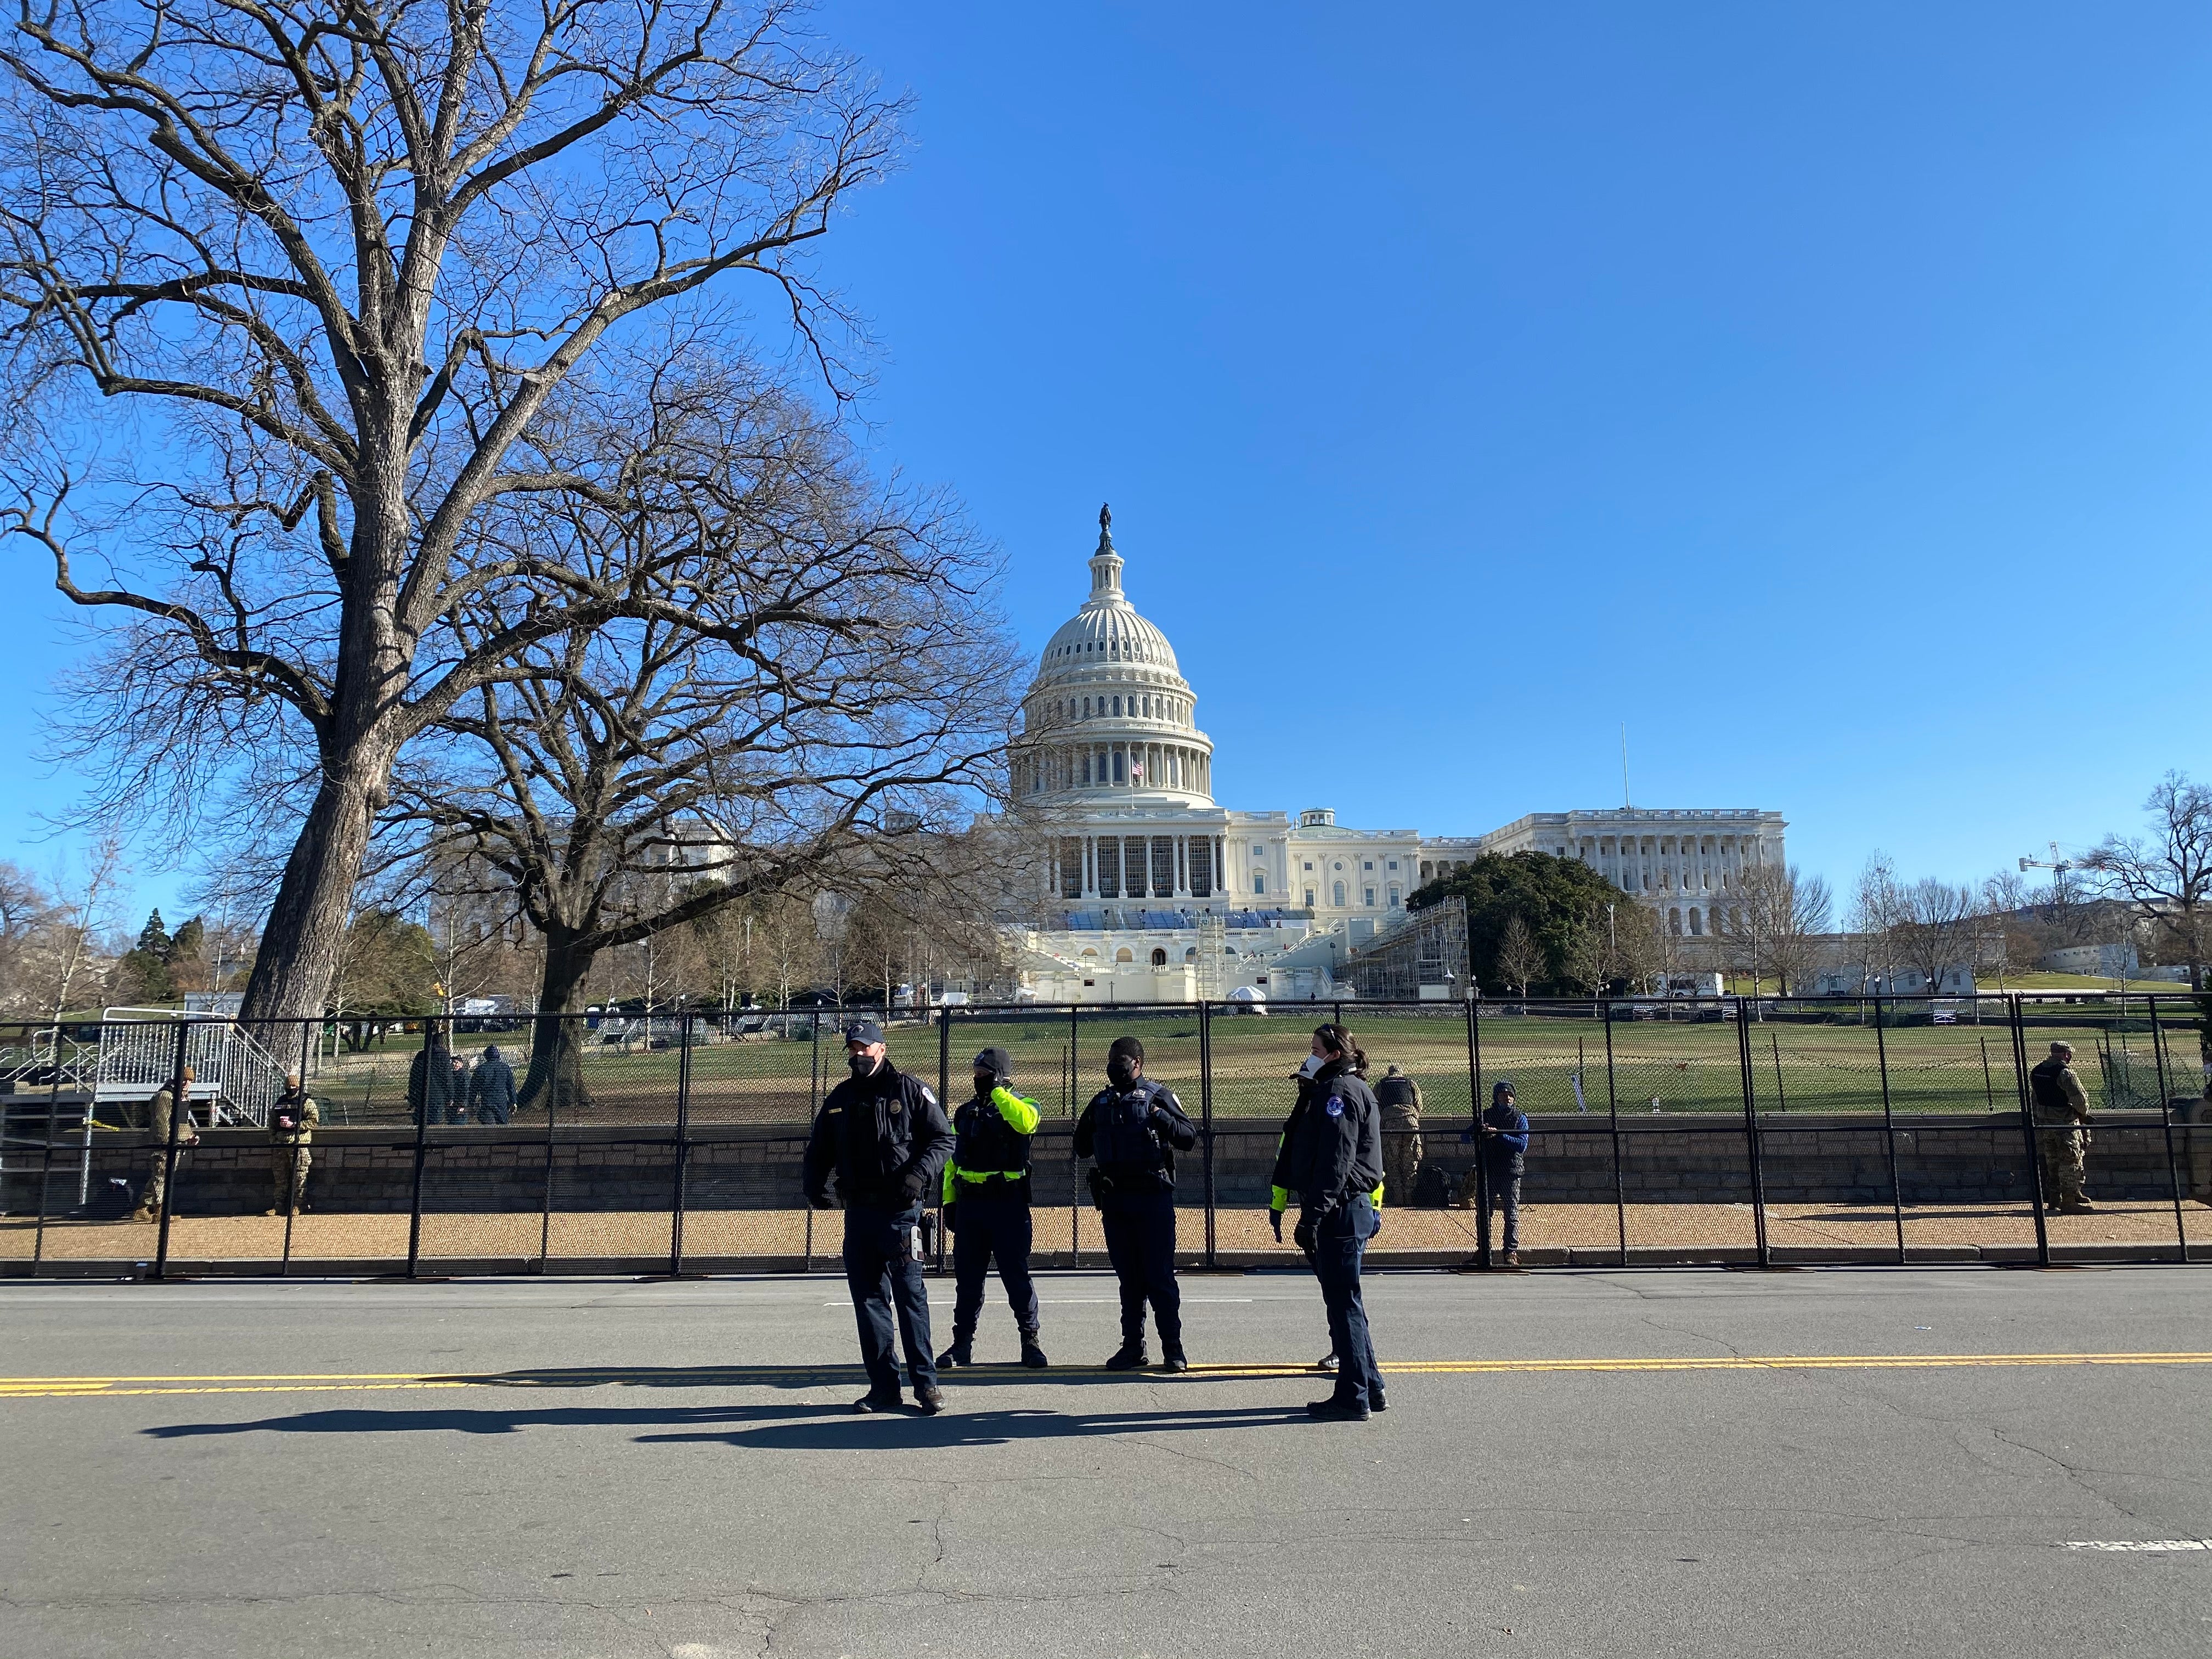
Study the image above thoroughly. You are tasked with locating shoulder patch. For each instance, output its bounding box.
[1324,1094,1345,1118]
[919,1087,936,1108]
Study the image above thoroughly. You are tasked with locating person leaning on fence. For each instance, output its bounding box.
[2029,1040,2096,1213]
[265,1071,319,1217]
[470,1045,517,1125]
[1475,1080,1530,1266]
[1075,1035,1198,1373]
[936,1046,1049,1371]
[407,1029,455,1127]
[1376,1063,1423,1205]
[132,1065,199,1223]
[803,1020,955,1415]
[1281,1023,1387,1421]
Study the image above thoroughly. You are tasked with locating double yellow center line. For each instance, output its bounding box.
[3,1351,2210,1400]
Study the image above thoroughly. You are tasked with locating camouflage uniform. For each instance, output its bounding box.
[1375,1068,1423,1206]
[2028,1052,2092,1209]
[268,1088,320,1214]
[135,1084,197,1220]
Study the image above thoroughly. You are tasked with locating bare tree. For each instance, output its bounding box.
[2083,771,2212,991]
[1896,878,1977,996]
[1494,912,1542,999]
[1734,862,1832,995]
[1,0,901,1023]
[381,387,1014,1108]
[1847,853,1909,994]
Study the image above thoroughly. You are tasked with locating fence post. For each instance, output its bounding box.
[669,1011,693,1278]
[1735,996,1771,1268]
[1199,998,1217,1269]
[283,1022,309,1277]
[1069,1003,1082,1267]
[31,1018,65,1279]
[1604,1000,1625,1264]
[1465,994,1488,1269]
[538,1026,557,1272]
[1870,996,1905,1265]
[152,1018,189,1281]
[935,1006,950,1271]
[405,1020,431,1279]
[2149,996,2187,1262]
[2011,995,2050,1266]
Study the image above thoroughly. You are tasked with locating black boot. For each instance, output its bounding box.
[1104,1339,1149,1371]
[1020,1331,1049,1369]
[1156,1342,1189,1374]
[936,1334,974,1368]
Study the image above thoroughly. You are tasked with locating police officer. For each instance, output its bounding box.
[803,1020,954,1414]
[1283,1023,1386,1421]
[1074,1035,1197,1372]
[938,1046,1049,1370]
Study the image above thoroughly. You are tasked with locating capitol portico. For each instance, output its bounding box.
[1004,509,1786,1003]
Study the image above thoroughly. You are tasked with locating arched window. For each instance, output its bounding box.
[1669,908,1682,935]
[1688,907,1702,935]
[1115,947,1134,963]
[1111,696,1121,716]
[1332,881,1347,907]
[1184,946,1198,961]
[1080,947,1099,960]
[1150,948,1167,968]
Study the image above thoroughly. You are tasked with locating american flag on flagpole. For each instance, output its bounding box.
[1131,758,1143,782]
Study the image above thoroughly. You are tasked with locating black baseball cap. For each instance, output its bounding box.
[842,1019,885,1045]
[974,1047,1013,1080]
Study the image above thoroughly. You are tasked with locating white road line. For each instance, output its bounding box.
[2060,1540,2212,1551]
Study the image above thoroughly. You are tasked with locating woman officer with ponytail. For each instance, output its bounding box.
[1282,1023,1387,1420]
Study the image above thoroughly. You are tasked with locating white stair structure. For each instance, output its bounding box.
[96,1009,291,1127]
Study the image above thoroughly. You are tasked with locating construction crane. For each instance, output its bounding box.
[2018,842,2078,906]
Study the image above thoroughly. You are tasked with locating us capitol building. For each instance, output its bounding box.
[1003,509,1785,1003]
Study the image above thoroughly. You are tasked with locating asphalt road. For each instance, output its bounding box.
[3,1265,2209,1658]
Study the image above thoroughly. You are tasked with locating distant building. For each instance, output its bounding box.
[1003,510,1789,1002]
[2037,943,2141,979]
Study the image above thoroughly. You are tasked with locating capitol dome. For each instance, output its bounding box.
[1015,506,1215,806]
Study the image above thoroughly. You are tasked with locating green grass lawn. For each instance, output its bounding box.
[305,1003,2205,1125]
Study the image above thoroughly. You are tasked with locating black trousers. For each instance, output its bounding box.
[842,1203,937,1396]
[1099,1190,1181,1347]
[951,1192,1040,1341]
[1313,1194,1384,1409]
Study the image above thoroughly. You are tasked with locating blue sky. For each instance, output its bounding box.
[8,1,2211,922]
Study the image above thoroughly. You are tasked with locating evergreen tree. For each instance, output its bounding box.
[134,909,174,963]
[1409,851,1633,995]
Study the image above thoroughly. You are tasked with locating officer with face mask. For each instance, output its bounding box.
[1074,1035,1198,1372]
[803,1020,955,1414]
[937,1046,1048,1370]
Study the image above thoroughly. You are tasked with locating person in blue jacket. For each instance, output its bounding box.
[1478,1079,1530,1266]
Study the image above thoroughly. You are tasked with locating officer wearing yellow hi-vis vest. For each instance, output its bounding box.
[937,1046,1049,1369]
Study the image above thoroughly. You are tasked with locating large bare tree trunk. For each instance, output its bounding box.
[519,930,597,1116]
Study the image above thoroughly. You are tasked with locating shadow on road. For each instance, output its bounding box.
[419,1364,1291,1391]
[141,1402,1310,1444]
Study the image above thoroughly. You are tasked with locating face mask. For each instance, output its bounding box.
[1296,1054,1322,1079]
[1107,1058,1138,1090]
[848,1053,878,1080]
[973,1071,996,1098]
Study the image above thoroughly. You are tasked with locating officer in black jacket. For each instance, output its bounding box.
[1074,1035,1198,1372]
[1282,1024,1386,1421]
[803,1020,955,1414]
[937,1046,1048,1370]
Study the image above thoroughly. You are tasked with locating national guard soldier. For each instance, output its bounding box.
[937,1046,1049,1370]
[1282,1024,1386,1420]
[2029,1039,2096,1212]
[264,1071,319,1217]
[1074,1036,1197,1372]
[1376,1063,1423,1205]
[803,1020,955,1414]
[131,1064,198,1223]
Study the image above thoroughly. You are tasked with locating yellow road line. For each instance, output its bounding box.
[2,1351,2210,1400]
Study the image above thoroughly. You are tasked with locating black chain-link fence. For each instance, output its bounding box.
[3,993,2206,1276]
